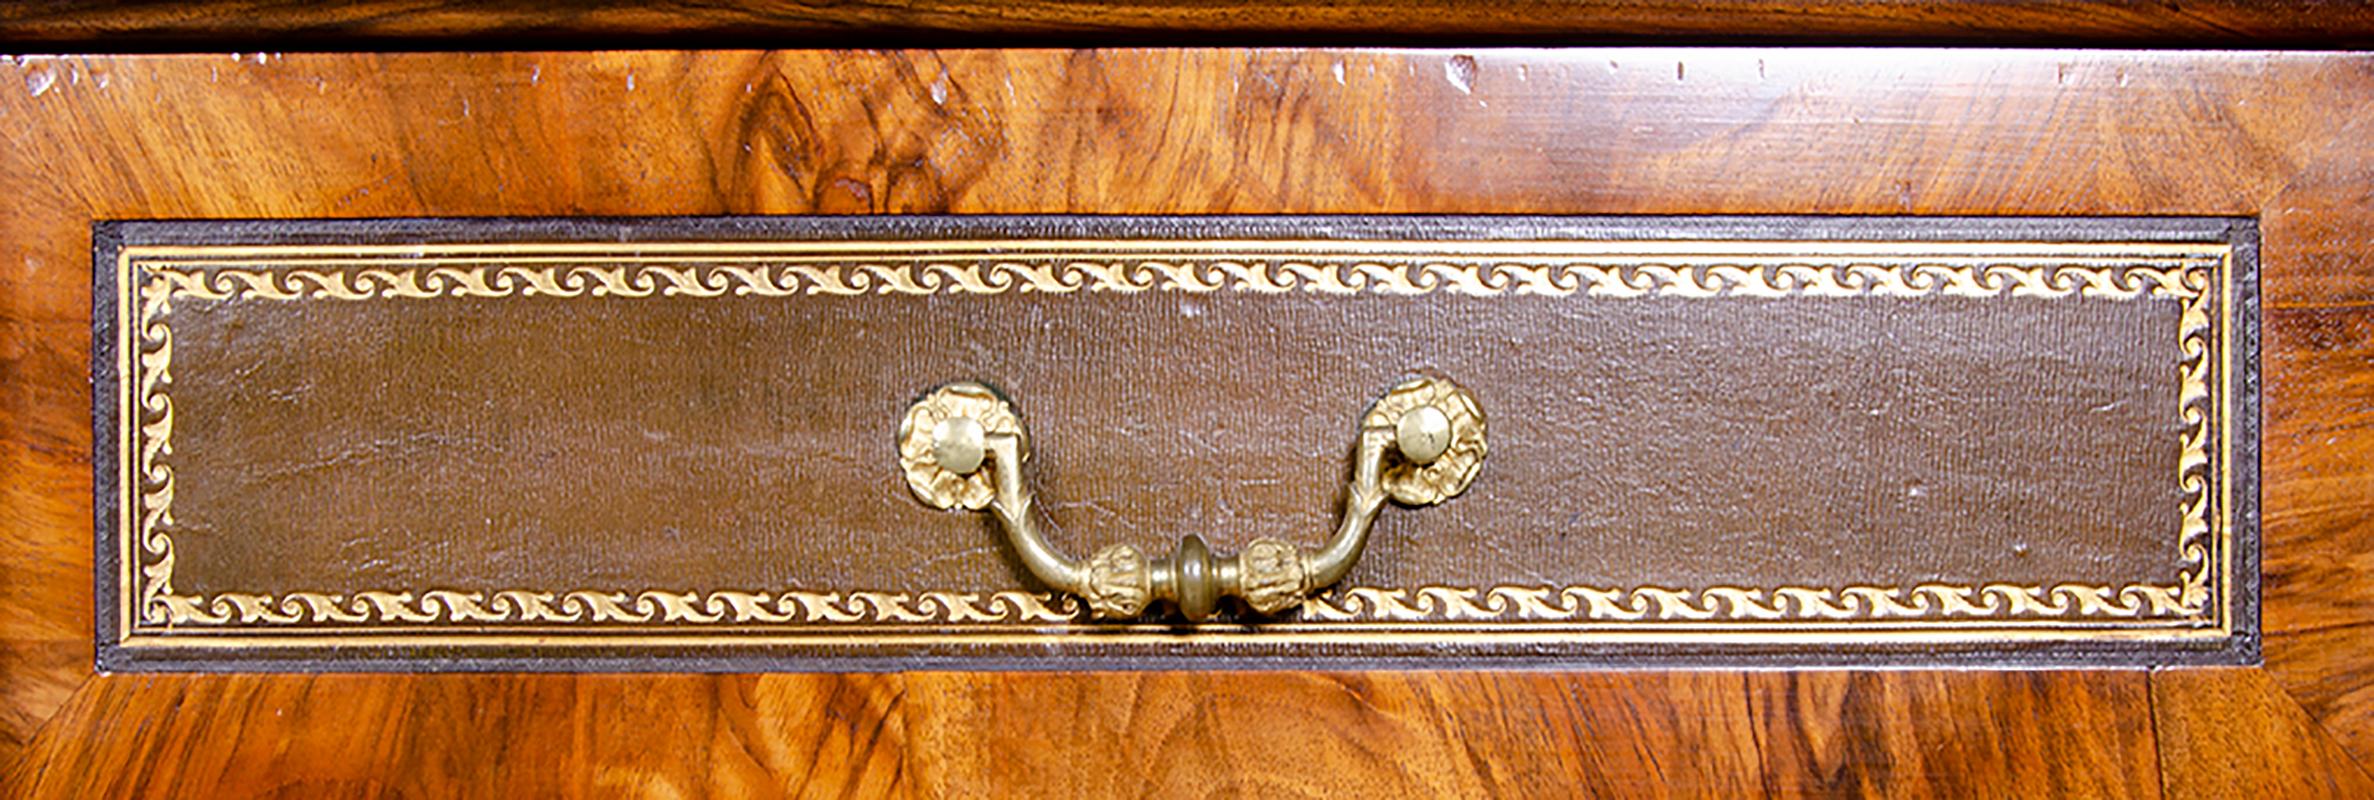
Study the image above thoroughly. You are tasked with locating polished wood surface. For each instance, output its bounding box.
[2156,669,2374,797]
[9,675,910,798]
[2,1,2372,49]
[4,48,2372,793]
[1747,672,2162,796]
[3,670,2335,797]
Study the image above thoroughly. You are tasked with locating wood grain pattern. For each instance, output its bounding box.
[2,1,2372,49]
[907,671,1769,796]
[2155,668,2374,797]
[2254,102,2374,770]
[5,670,2180,797]
[2268,627,2374,782]
[1749,672,2161,797]
[3,48,2372,792]
[5,674,910,799]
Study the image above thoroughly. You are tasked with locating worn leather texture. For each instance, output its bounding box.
[92,216,2260,669]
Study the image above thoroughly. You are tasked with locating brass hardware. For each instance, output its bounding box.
[1397,405,1453,465]
[897,376,1486,621]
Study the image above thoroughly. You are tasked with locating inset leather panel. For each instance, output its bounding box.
[92,216,2259,669]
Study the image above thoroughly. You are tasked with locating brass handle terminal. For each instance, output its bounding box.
[897,376,1485,621]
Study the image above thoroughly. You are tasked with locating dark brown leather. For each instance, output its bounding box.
[93,215,2259,669]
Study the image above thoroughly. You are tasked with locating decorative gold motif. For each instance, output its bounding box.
[118,245,2231,634]
[149,587,1082,626]
[1081,544,1153,619]
[134,275,184,627]
[124,577,2204,627]
[1368,377,1487,506]
[897,383,1022,510]
[133,258,2212,302]
[1299,581,2203,623]
[1237,538,1311,615]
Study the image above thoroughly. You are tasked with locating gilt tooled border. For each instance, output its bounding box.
[119,246,2229,634]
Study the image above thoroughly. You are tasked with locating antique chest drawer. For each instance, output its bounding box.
[8,42,2372,796]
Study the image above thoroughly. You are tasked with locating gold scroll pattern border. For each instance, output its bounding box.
[124,253,2222,631]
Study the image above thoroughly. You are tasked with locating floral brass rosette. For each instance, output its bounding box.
[1364,376,1486,506]
[897,383,1024,510]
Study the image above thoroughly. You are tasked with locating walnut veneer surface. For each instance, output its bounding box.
[3,48,2373,795]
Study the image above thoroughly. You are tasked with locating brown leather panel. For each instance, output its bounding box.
[168,286,2179,594]
[93,215,2258,669]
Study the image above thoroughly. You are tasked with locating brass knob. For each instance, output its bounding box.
[897,376,1486,621]
[1397,405,1453,464]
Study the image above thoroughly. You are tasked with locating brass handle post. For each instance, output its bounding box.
[897,376,1484,621]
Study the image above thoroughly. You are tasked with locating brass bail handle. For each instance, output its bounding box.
[897,376,1486,621]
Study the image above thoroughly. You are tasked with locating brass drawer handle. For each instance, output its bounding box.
[897,376,1485,621]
